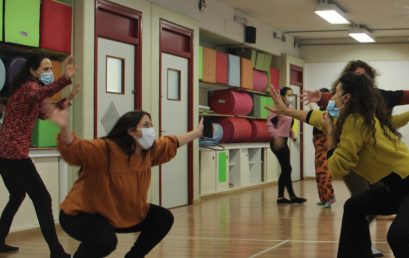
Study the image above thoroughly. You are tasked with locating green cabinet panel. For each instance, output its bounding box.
[32,119,59,147]
[217,151,227,183]
[5,0,41,47]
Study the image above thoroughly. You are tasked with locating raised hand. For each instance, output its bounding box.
[63,55,76,79]
[48,105,70,129]
[264,85,289,115]
[301,90,321,105]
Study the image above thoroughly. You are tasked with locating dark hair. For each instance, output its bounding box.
[334,72,399,145]
[331,60,378,91]
[11,54,48,94]
[102,110,151,159]
[280,87,292,97]
[319,88,330,93]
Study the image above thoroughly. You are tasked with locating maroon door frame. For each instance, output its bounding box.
[94,0,142,137]
[159,19,194,205]
[290,64,304,179]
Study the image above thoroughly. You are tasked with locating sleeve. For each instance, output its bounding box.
[317,92,332,107]
[398,90,409,105]
[57,134,105,167]
[306,110,324,131]
[379,89,403,109]
[27,77,72,104]
[150,136,179,166]
[391,111,409,129]
[328,116,364,178]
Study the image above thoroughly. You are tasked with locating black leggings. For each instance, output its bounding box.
[59,204,174,258]
[0,158,66,256]
[271,143,295,198]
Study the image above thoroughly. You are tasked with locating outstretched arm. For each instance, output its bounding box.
[176,118,203,147]
[265,86,309,122]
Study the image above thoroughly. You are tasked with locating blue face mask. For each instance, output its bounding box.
[326,95,349,118]
[39,71,54,85]
[326,100,340,118]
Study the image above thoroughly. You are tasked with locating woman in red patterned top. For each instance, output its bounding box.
[0,54,75,258]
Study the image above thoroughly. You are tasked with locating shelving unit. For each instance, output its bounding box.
[198,33,282,197]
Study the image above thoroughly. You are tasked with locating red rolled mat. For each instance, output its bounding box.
[218,117,252,143]
[253,70,268,92]
[209,89,253,116]
[250,120,271,142]
[216,51,228,84]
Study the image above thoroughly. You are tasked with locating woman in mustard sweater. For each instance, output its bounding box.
[266,72,409,258]
[48,107,203,258]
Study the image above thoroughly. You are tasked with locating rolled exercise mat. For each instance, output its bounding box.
[6,57,27,91]
[228,54,240,87]
[216,51,228,84]
[218,117,252,143]
[240,58,253,90]
[250,119,271,142]
[270,67,280,90]
[253,70,269,92]
[202,47,216,83]
[212,122,223,143]
[209,89,253,116]
[0,58,6,92]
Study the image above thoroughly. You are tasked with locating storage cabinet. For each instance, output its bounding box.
[200,149,229,195]
[5,0,41,47]
[200,143,279,196]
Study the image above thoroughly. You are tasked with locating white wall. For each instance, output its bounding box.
[148,0,300,57]
[303,55,409,177]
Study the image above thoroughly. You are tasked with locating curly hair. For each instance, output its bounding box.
[331,60,378,93]
[334,72,400,145]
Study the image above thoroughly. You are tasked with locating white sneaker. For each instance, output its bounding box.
[371,246,384,257]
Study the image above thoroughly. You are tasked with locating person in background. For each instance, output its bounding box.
[267,72,409,258]
[312,88,336,208]
[47,105,203,258]
[301,60,409,257]
[0,54,75,257]
[266,86,306,204]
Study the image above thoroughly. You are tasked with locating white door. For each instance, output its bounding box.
[160,53,188,208]
[97,37,135,137]
[289,85,301,181]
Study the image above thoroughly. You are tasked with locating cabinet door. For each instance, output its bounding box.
[5,0,40,47]
[199,151,216,195]
[216,150,229,191]
[240,148,250,186]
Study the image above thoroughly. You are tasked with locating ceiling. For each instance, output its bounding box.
[216,0,409,45]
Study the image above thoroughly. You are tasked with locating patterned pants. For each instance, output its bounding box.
[313,135,335,202]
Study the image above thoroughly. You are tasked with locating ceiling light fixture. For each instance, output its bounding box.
[348,27,376,43]
[315,2,350,24]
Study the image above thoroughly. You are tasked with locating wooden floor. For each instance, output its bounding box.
[0,180,395,258]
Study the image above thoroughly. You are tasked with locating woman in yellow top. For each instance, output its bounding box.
[266,72,409,258]
[47,107,203,258]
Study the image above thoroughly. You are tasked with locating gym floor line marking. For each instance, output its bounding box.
[248,240,290,258]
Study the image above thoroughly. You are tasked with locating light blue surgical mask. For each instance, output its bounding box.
[39,71,54,85]
[326,94,349,118]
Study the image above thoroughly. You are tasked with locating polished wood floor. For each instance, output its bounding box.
[0,180,395,258]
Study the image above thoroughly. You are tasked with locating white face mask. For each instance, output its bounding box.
[135,127,156,149]
[286,97,294,105]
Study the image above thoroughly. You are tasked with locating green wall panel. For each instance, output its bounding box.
[32,119,60,147]
[0,0,3,41]
[5,0,40,47]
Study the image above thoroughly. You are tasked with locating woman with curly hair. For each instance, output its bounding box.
[267,72,409,258]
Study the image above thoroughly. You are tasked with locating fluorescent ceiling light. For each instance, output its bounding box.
[348,28,376,43]
[315,3,350,24]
